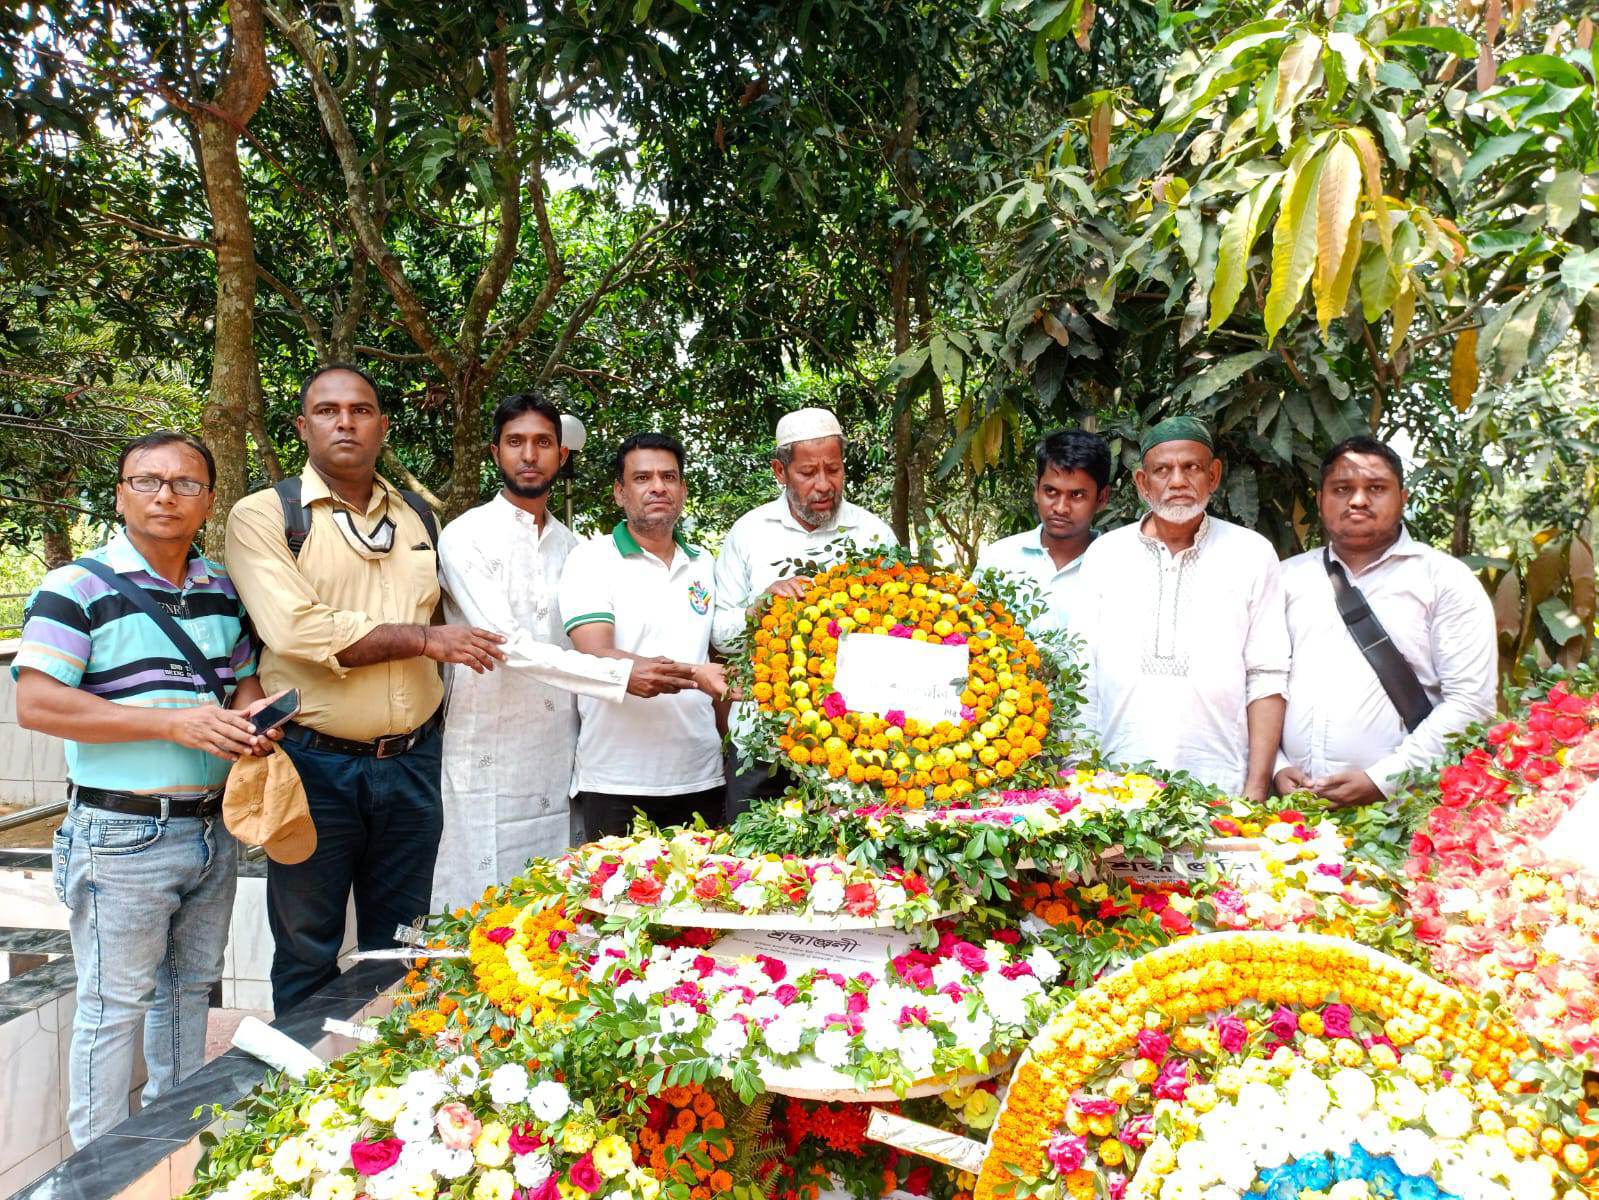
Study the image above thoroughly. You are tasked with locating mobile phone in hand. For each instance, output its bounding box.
[250,689,301,735]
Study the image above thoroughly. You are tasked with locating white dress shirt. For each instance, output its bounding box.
[711,496,897,654]
[976,526,1096,637]
[1076,514,1290,792]
[1278,528,1496,795]
[432,496,631,909]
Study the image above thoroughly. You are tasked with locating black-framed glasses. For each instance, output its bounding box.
[120,475,212,497]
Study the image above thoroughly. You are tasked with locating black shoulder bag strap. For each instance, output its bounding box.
[75,558,231,705]
[275,475,437,559]
[1323,549,1434,732]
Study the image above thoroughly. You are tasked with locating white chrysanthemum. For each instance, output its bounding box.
[1175,1142,1220,1186]
[486,1064,529,1107]
[1027,946,1062,984]
[1284,1066,1330,1119]
[430,1145,474,1180]
[808,980,846,1014]
[1389,1128,1436,1177]
[527,1079,571,1123]
[659,1004,699,1034]
[706,1020,750,1059]
[764,1017,804,1056]
[1423,1087,1474,1139]
[898,1025,936,1078]
[748,995,782,1023]
[270,1138,315,1184]
[732,881,768,911]
[514,1152,553,1188]
[1329,1068,1376,1116]
[392,1106,434,1143]
[810,877,845,913]
[813,1028,852,1067]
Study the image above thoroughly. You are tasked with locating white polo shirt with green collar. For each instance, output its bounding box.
[558,522,722,796]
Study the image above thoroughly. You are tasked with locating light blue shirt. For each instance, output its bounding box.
[976,525,1095,637]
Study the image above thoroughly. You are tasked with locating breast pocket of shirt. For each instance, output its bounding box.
[398,546,441,619]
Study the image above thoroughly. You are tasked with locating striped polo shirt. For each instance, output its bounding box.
[11,529,257,795]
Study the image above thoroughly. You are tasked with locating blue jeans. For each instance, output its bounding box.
[268,728,443,1014]
[52,802,237,1148]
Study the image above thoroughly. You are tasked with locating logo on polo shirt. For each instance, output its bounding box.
[687,581,710,615]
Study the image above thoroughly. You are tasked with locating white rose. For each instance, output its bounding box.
[749,996,782,1023]
[811,877,845,913]
[486,1064,529,1107]
[898,1026,936,1078]
[813,1028,852,1067]
[527,1080,571,1123]
[732,881,768,911]
[808,980,846,1013]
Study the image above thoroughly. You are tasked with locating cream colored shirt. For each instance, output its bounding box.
[224,466,444,740]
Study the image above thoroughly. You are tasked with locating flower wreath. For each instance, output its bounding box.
[735,553,1081,809]
[975,932,1533,1200]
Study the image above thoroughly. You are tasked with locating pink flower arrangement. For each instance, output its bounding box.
[822,691,849,719]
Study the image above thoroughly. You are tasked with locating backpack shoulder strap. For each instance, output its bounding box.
[274,476,312,559]
[74,557,231,705]
[398,489,439,548]
[1323,549,1435,733]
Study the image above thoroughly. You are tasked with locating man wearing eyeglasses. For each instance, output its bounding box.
[1073,416,1289,800]
[225,363,505,1014]
[14,431,279,1145]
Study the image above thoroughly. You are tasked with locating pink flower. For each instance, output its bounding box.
[898,1005,930,1026]
[951,941,989,974]
[350,1138,403,1176]
[846,990,870,1016]
[693,872,722,901]
[827,619,842,637]
[756,954,786,983]
[569,1153,602,1194]
[546,929,568,952]
[959,704,976,722]
[1321,1004,1354,1039]
[1108,1172,1129,1200]
[435,1102,480,1150]
[942,632,967,646]
[1046,1133,1087,1173]
[885,710,906,728]
[888,624,913,638]
[485,926,514,945]
[530,1178,561,1200]
[774,983,800,1006]
[1214,1015,1248,1054]
[1152,1060,1190,1101]
[1135,1029,1169,1062]
[822,691,849,720]
[1268,1005,1299,1042]
[509,1124,544,1156]
[1119,1114,1154,1148]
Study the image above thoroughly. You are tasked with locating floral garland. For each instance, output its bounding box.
[975,932,1529,1200]
[195,1050,658,1200]
[738,555,1069,808]
[1403,682,1599,1059]
[581,922,1062,1094]
[467,900,586,1022]
[555,827,958,927]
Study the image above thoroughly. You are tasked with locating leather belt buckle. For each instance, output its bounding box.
[374,731,412,760]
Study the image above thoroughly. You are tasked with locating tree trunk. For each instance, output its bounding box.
[442,363,483,523]
[40,468,76,569]
[195,0,271,557]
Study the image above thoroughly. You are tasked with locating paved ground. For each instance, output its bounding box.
[205,1007,273,1060]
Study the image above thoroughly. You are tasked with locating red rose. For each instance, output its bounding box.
[350,1138,404,1176]
[628,875,664,906]
[844,882,878,916]
[1158,906,1193,934]
[756,954,787,983]
[509,1124,544,1155]
[905,1166,933,1195]
[1214,1015,1248,1053]
[693,872,722,901]
[484,926,514,945]
[1135,1029,1169,1061]
[1321,1004,1353,1039]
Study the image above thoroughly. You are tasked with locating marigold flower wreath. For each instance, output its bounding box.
[734,552,1083,809]
[974,932,1537,1200]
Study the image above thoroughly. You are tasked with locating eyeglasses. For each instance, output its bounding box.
[120,475,212,497]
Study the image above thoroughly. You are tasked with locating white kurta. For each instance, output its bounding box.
[432,496,631,910]
[1076,514,1290,792]
[1277,529,1496,795]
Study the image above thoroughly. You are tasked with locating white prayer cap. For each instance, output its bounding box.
[775,407,845,449]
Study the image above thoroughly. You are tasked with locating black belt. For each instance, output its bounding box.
[281,709,442,759]
[73,785,225,819]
